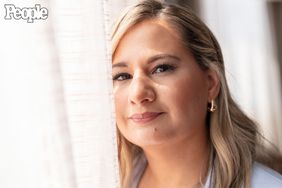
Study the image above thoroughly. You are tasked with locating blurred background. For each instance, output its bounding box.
[0,0,281,188]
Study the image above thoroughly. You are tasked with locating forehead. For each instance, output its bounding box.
[113,19,187,62]
[124,18,182,42]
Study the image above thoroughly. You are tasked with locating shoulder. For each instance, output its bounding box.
[251,162,282,188]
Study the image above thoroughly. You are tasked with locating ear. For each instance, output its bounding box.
[206,69,220,101]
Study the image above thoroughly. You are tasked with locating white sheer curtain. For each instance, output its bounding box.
[0,0,119,188]
[112,0,138,20]
[200,0,282,151]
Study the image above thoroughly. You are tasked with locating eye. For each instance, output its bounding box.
[112,73,131,81]
[153,64,176,74]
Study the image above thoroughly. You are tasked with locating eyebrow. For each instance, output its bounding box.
[112,54,181,69]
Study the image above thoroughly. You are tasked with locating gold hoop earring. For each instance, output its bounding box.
[208,100,217,112]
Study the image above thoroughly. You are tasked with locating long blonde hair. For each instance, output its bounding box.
[111,1,281,187]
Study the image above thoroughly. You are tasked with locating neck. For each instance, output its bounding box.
[140,133,211,188]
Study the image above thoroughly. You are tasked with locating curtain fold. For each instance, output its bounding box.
[51,0,119,187]
[0,0,77,187]
[0,0,119,187]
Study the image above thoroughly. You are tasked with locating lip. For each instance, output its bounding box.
[129,112,164,124]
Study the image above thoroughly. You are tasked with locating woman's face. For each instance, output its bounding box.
[112,19,218,148]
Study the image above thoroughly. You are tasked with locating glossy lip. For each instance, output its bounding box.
[129,112,164,124]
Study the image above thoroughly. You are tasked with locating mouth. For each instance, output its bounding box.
[129,112,164,124]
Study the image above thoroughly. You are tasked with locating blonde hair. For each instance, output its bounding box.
[111,1,281,187]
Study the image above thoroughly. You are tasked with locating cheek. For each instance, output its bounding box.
[168,76,208,122]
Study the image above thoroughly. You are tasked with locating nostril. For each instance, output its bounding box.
[129,96,154,105]
[128,88,156,105]
[128,77,156,105]
[141,98,152,104]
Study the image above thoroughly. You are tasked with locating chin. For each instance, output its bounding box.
[130,134,176,148]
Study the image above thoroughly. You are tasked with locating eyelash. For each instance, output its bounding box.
[112,64,176,81]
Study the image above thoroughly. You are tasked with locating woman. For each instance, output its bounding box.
[111,0,282,187]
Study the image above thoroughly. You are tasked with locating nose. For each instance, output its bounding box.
[128,75,156,105]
